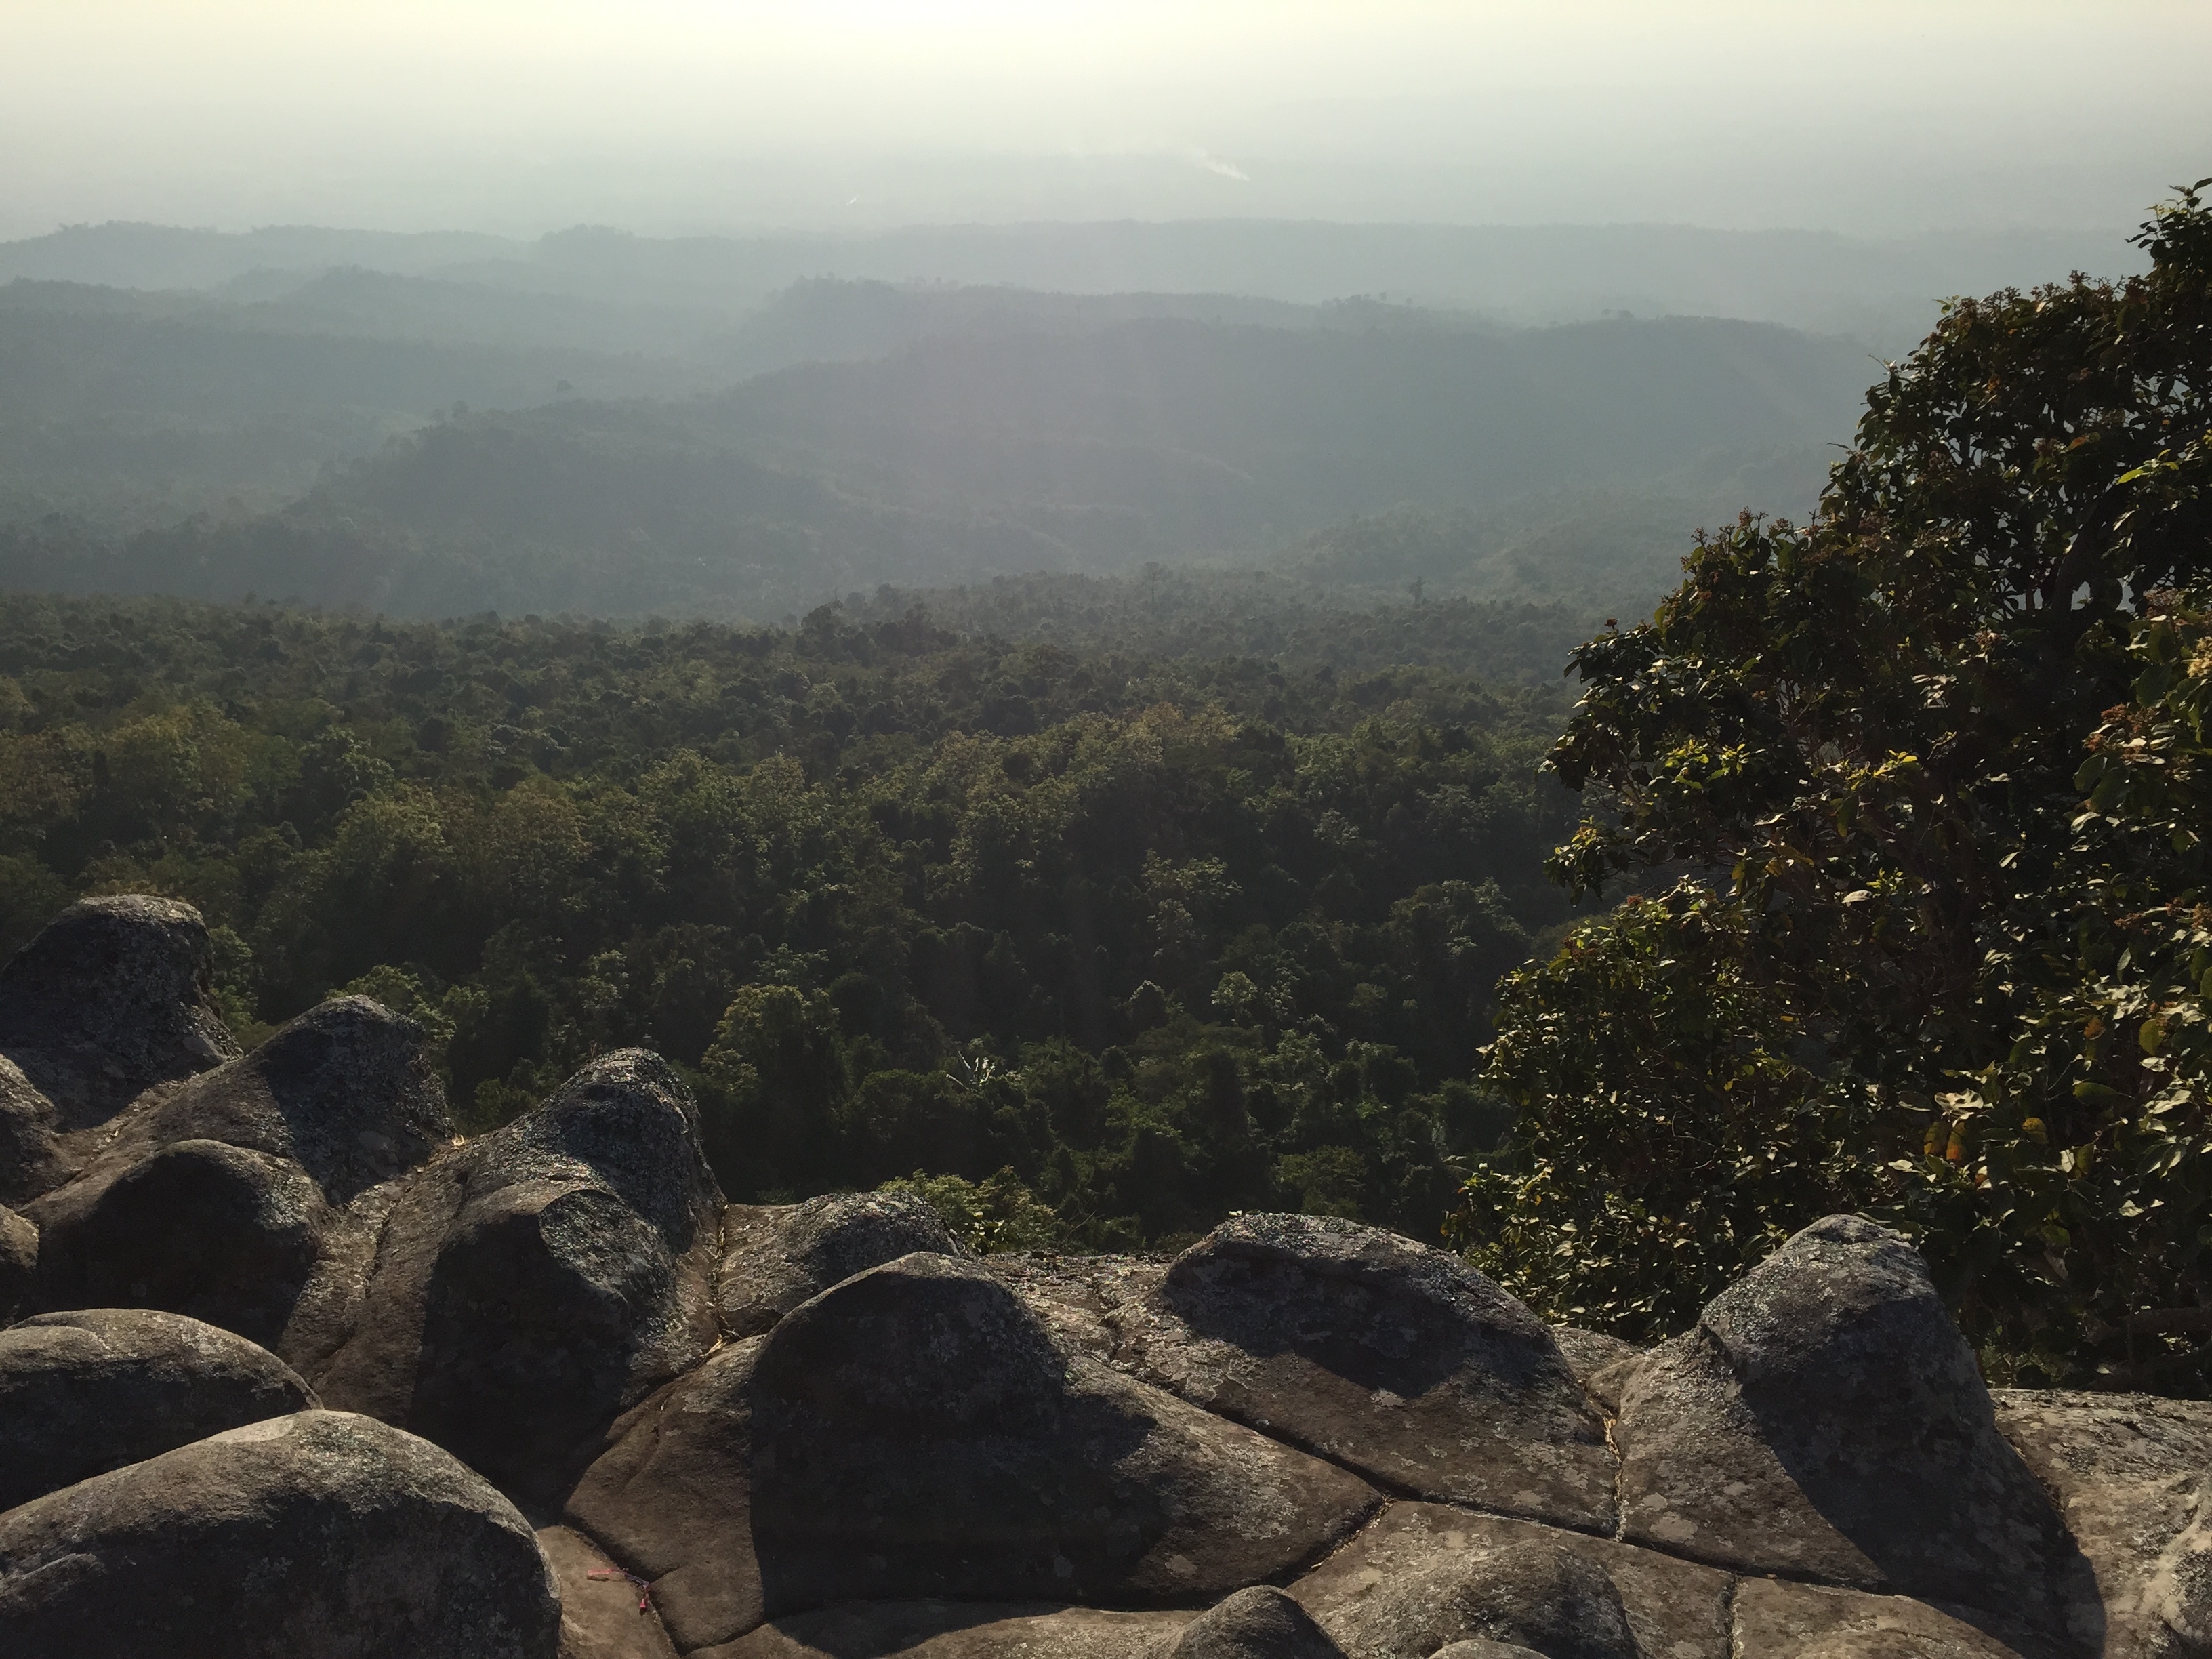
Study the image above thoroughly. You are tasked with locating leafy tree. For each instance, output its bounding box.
[1456,184,2212,1384]
[0,577,1591,1244]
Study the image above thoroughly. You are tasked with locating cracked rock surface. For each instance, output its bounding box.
[568,1252,1377,1652]
[1613,1215,2084,1646]
[1109,1214,1614,1526]
[0,893,2205,1659]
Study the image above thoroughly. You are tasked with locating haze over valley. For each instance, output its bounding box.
[6,27,2212,1634]
[0,214,2153,621]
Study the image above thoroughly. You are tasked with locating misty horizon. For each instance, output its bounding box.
[6,2,2209,243]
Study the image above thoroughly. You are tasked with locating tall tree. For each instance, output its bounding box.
[1457,184,2212,1386]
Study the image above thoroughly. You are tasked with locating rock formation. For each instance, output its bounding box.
[0,894,2203,1659]
[715,1189,967,1336]
[0,1307,315,1511]
[312,1046,724,1497]
[0,1409,558,1658]
[22,994,450,1352]
[0,895,237,1134]
[1612,1214,2079,1641]
[1109,1213,1613,1526]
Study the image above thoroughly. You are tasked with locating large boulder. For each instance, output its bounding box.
[315,1048,723,1496]
[0,1410,560,1658]
[1612,1216,2077,1639]
[0,1307,316,1512]
[31,1137,331,1348]
[567,1252,1379,1653]
[64,993,451,1204]
[25,997,446,1352]
[1308,1538,1637,1659]
[0,895,237,1126]
[1110,1214,1614,1529]
[716,1191,966,1337]
[0,1056,63,1206]
[1164,1587,1348,1659]
[1993,1389,2212,1659]
[1288,1504,1732,1659]
[0,1204,32,1323]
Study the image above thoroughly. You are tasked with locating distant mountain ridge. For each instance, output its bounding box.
[0,218,2141,341]
[0,298,1864,619]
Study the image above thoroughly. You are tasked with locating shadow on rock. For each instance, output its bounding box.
[0,896,237,1134]
[316,1049,722,1500]
[1113,1214,1614,1528]
[25,996,449,1353]
[1614,1215,2101,1655]
[567,1252,1378,1653]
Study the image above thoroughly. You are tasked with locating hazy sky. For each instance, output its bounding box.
[5,1,2209,239]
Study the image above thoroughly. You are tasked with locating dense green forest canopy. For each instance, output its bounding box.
[0,585,1583,1248]
[1458,182,2212,1390]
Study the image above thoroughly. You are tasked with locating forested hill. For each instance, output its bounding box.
[0,588,1583,1248]
[0,304,1862,619]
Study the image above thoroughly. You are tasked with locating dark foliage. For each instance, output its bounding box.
[1456,184,2212,1388]
[0,586,1579,1246]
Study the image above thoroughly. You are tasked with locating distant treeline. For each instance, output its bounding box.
[0,589,1584,1247]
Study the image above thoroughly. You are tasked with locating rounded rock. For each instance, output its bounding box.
[0,1409,560,1658]
[0,1306,316,1511]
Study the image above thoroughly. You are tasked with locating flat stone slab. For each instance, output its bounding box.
[698,1603,1193,1658]
[1287,1502,1732,1659]
[1109,1215,1614,1530]
[1729,1578,2034,1658]
[1994,1389,2212,1659]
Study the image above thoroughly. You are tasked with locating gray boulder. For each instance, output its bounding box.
[315,1048,723,1496]
[1429,1645,1549,1659]
[716,1190,966,1337]
[1111,1214,1614,1528]
[1165,1587,1347,1659]
[1315,1540,1637,1659]
[0,1055,62,1206]
[0,895,237,1126]
[72,993,451,1204]
[26,997,445,1351]
[0,1307,316,1512]
[31,1137,331,1349]
[0,1409,559,1658]
[567,1252,1378,1652]
[1993,1389,2212,1658]
[0,1204,32,1323]
[1287,1504,1731,1659]
[1613,1216,2076,1635]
